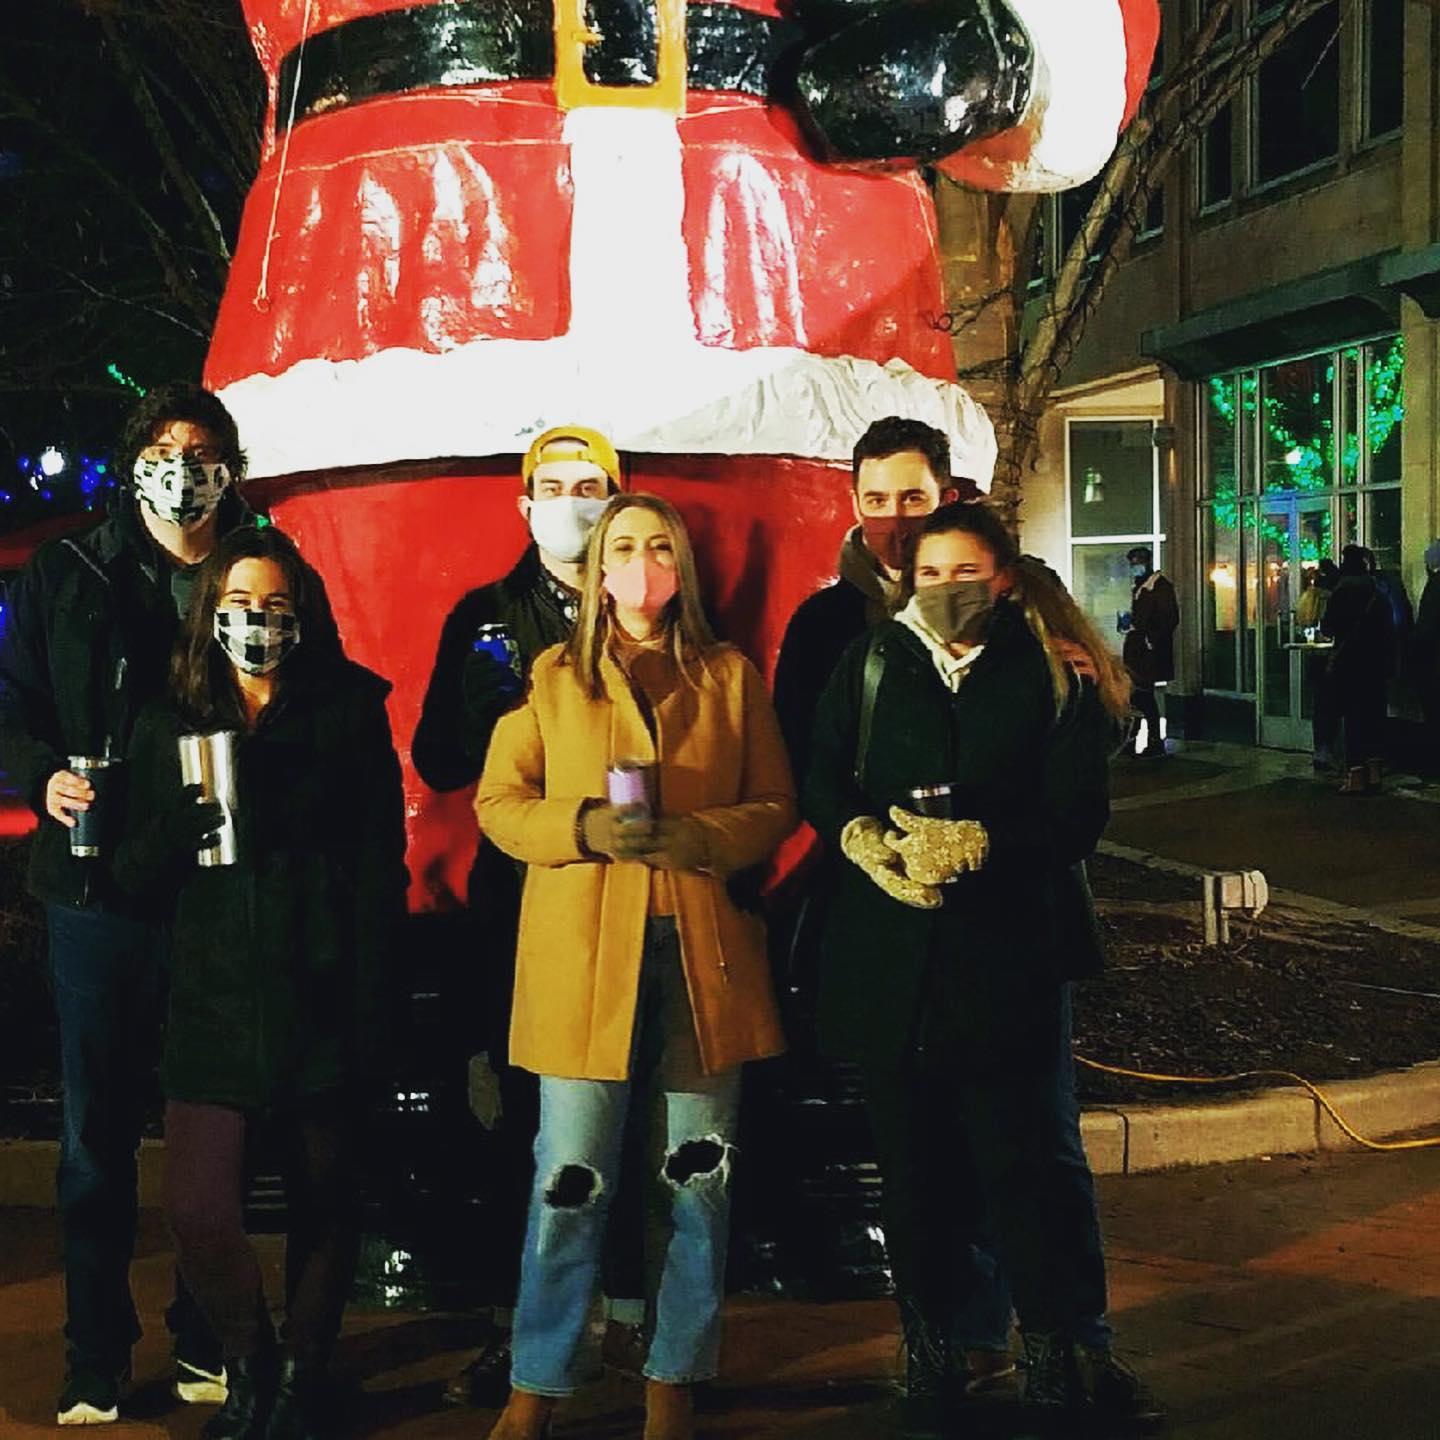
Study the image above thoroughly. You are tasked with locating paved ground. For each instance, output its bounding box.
[6,1143,1440,1438]
[1106,742,1440,923]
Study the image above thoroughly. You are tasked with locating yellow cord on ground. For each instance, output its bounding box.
[1074,1055,1440,1152]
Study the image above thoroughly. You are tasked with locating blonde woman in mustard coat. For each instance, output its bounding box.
[475,493,795,1440]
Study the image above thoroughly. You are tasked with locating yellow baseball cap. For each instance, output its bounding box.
[522,426,621,487]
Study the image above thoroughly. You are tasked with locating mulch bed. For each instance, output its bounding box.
[1076,851,1440,1104]
[7,840,1440,1129]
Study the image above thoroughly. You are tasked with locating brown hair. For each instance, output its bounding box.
[169,525,316,727]
[1008,556,1132,721]
[562,493,716,699]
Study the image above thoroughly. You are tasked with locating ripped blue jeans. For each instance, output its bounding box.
[510,917,742,1396]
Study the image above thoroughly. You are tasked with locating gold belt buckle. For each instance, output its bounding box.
[554,0,687,114]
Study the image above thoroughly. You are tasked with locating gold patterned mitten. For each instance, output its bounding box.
[884,806,989,886]
[840,815,942,910]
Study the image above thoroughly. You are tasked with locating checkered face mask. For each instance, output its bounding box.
[133,454,231,526]
[213,608,300,676]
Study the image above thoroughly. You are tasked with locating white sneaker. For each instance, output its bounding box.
[174,1357,229,1405]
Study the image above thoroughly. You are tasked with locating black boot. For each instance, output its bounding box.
[202,1354,273,1440]
[1019,1331,1080,1426]
[265,1355,332,1440]
[897,1298,949,1440]
[1074,1343,1165,1433]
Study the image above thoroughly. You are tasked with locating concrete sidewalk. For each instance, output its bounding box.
[1105,742,1440,925]
[6,1145,1440,1437]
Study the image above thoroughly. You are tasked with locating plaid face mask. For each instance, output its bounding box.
[133,454,232,526]
[213,609,300,676]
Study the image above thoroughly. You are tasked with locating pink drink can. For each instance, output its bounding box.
[607,760,655,819]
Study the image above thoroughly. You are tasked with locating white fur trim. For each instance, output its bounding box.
[1001,0,1130,191]
[218,107,996,486]
[217,343,997,486]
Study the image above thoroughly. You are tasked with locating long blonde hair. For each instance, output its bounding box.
[563,492,717,699]
[1008,556,1132,721]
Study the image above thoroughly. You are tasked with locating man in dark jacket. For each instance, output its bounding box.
[0,384,281,1424]
[1411,541,1440,780]
[1323,544,1395,792]
[1120,546,1179,757]
[773,417,972,785]
[412,426,645,1405]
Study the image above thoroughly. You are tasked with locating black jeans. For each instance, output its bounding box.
[860,993,1109,1344]
[46,902,212,1372]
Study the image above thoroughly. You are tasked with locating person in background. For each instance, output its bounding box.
[1407,540,1440,781]
[0,384,287,1426]
[1323,544,1394,794]
[411,427,648,1403]
[1296,559,1340,773]
[113,526,407,1440]
[476,493,795,1440]
[1118,546,1179,758]
[804,501,1160,1436]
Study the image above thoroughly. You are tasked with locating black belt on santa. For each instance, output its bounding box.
[276,0,805,132]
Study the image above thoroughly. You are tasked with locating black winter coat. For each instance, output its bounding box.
[411,545,576,1055]
[114,660,408,1108]
[802,603,1112,1075]
[1123,572,1179,687]
[1323,574,1394,682]
[0,492,336,909]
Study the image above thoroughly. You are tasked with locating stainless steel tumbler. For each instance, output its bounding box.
[177,731,239,866]
[66,755,121,858]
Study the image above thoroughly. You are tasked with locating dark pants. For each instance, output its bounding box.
[1337,669,1387,768]
[1308,654,1339,763]
[164,1095,361,1365]
[860,990,1109,1346]
[1129,685,1163,752]
[46,902,211,1372]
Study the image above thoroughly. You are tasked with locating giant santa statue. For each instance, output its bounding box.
[204,0,1158,907]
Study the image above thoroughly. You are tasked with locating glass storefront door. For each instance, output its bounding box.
[1256,493,1330,749]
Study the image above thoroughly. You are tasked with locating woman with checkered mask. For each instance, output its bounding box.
[111,526,409,1440]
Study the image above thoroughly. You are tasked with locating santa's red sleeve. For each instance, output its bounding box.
[938,0,1160,193]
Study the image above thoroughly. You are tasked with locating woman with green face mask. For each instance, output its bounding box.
[801,501,1159,1437]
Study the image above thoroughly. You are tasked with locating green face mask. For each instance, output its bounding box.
[914,580,994,645]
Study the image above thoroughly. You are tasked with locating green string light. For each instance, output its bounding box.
[105,362,146,395]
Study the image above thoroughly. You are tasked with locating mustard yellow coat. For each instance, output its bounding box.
[475,642,796,1080]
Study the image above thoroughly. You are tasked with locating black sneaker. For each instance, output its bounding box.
[441,1326,512,1408]
[57,1365,125,1426]
[1074,1344,1165,1432]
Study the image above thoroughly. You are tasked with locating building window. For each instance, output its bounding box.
[1364,0,1404,140]
[1197,338,1404,723]
[1067,420,1165,651]
[1193,0,1235,210]
[1253,0,1341,185]
[1198,103,1234,210]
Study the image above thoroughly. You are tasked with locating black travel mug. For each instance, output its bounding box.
[66,755,121,858]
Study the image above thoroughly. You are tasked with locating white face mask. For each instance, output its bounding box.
[133,454,232,527]
[528,496,608,564]
[213,609,300,676]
